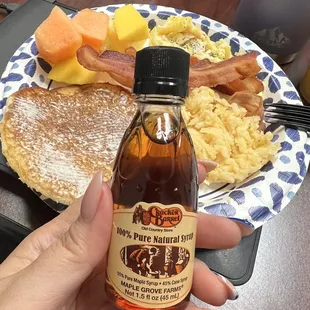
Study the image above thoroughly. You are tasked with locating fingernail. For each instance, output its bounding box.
[81,171,103,222]
[198,159,217,173]
[213,272,239,300]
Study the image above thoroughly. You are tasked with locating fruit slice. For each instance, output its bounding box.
[72,8,109,49]
[114,4,149,42]
[106,19,147,53]
[48,56,97,85]
[131,40,147,51]
[106,20,131,53]
[35,7,82,64]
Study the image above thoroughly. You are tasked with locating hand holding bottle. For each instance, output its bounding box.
[0,167,241,310]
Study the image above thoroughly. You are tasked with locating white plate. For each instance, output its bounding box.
[0,4,309,228]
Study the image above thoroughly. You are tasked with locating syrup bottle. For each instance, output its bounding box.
[106,46,198,310]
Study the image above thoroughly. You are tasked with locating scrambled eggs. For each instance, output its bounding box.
[150,16,232,62]
[183,87,280,184]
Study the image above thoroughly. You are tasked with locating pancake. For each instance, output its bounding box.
[0,83,136,205]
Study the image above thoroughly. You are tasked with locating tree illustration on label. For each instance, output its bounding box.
[121,245,190,279]
[132,205,183,227]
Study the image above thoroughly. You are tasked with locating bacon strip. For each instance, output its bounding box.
[77,45,135,88]
[215,76,264,96]
[190,58,212,69]
[189,56,201,66]
[77,46,261,91]
[229,91,265,130]
[125,46,137,57]
[189,52,261,88]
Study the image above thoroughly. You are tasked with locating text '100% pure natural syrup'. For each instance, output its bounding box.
[105,46,199,310]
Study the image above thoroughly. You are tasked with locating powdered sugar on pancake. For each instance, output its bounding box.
[1,84,136,205]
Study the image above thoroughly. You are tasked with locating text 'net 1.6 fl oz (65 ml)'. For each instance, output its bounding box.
[105,46,199,310]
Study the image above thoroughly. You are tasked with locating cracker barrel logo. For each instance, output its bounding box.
[132,205,182,227]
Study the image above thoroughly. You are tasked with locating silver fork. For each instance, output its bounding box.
[264,102,310,132]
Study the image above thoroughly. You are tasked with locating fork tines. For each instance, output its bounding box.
[264,103,310,132]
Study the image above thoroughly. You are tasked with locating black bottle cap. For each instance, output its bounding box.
[133,46,190,98]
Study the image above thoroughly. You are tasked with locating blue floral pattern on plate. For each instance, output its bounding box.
[0,4,309,229]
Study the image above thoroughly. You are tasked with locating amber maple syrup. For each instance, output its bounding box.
[105,47,198,310]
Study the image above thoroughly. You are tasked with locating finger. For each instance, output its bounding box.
[196,213,242,249]
[197,160,217,184]
[237,222,254,236]
[106,178,112,187]
[2,197,242,276]
[13,155,215,258]
[25,176,114,253]
[196,160,253,239]
[191,258,238,306]
[9,171,113,308]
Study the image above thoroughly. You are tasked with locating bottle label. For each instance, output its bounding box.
[107,202,197,308]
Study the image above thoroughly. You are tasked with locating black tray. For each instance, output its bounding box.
[0,0,262,286]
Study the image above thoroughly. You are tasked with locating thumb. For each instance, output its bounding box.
[10,171,113,309]
[197,159,217,184]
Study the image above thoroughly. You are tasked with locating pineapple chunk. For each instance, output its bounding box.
[114,4,149,42]
[48,56,96,85]
[107,19,147,53]
[106,20,131,53]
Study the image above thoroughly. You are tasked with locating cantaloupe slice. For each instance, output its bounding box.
[34,7,82,64]
[72,8,109,49]
[48,56,97,85]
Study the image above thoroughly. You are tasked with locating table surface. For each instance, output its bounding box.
[1,1,310,309]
